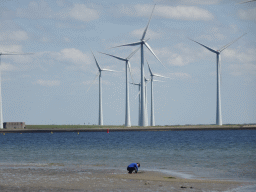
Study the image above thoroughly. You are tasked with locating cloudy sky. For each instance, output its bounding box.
[0,0,255,126]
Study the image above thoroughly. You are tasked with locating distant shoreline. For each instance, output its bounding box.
[1,124,256,133]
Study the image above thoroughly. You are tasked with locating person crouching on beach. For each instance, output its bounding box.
[127,163,140,174]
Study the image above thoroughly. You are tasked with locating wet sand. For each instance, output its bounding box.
[0,165,253,192]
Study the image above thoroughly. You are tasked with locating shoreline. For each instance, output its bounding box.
[0,165,254,192]
[1,124,256,133]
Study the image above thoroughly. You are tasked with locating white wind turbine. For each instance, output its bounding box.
[144,77,150,126]
[131,82,141,126]
[99,47,140,127]
[111,4,165,126]
[0,52,32,129]
[132,78,150,126]
[90,51,117,126]
[147,61,168,126]
[189,33,246,125]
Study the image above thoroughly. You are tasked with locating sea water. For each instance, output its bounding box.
[0,130,255,184]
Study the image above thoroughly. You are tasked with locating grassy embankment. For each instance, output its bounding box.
[24,124,255,130]
[25,125,124,129]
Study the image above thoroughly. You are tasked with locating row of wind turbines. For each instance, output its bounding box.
[89,4,246,127]
[0,2,251,129]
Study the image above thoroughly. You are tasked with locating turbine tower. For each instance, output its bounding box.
[131,82,141,126]
[91,51,116,126]
[147,61,168,126]
[189,34,246,125]
[99,47,140,127]
[144,77,150,126]
[111,5,165,126]
[0,52,32,129]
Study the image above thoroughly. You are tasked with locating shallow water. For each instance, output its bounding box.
[0,130,255,182]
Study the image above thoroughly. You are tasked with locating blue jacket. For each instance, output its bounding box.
[127,163,138,170]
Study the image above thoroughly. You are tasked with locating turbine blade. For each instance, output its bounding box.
[87,72,100,93]
[128,61,135,84]
[144,77,150,84]
[102,69,119,72]
[109,41,141,49]
[141,4,156,40]
[238,0,256,4]
[219,33,247,52]
[144,42,168,70]
[99,52,126,61]
[135,90,141,99]
[153,79,165,82]
[146,60,153,76]
[0,52,34,55]
[130,82,140,86]
[126,46,141,60]
[154,74,169,79]
[91,51,101,71]
[189,38,218,54]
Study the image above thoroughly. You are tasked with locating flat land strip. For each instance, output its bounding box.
[1,124,255,133]
[0,165,253,192]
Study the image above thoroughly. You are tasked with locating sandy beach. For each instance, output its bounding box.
[0,165,253,192]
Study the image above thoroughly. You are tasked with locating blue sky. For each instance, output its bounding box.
[0,0,255,126]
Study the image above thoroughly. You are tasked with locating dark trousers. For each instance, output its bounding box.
[127,167,138,173]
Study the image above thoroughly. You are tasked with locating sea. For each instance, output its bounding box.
[0,129,256,191]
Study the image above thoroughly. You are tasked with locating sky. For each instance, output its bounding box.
[0,0,255,126]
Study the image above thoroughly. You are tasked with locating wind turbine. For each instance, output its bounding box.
[111,4,165,126]
[132,78,150,126]
[144,77,149,126]
[189,33,246,125]
[0,52,32,129]
[90,51,116,126]
[147,61,168,126]
[131,82,141,126]
[99,47,140,127]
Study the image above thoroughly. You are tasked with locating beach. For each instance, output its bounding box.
[0,165,251,192]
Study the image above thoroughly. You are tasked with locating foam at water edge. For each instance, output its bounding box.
[144,168,194,179]
[224,184,256,192]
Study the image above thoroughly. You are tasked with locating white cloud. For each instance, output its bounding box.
[223,48,256,63]
[121,4,214,21]
[34,79,61,87]
[10,31,29,41]
[0,48,91,72]
[168,54,189,66]
[68,4,99,22]
[16,2,99,22]
[198,33,225,41]
[229,63,256,76]
[16,1,53,19]
[238,8,256,20]
[155,5,214,20]
[0,45,23,53]
[56,48,91,65]
[153,45,196,67]
[0,62,18,71]
[169,72,191,79]
[64,37,70,42]
[0,31,29,41]
[223,48,256,75]
[40,37,49,42]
